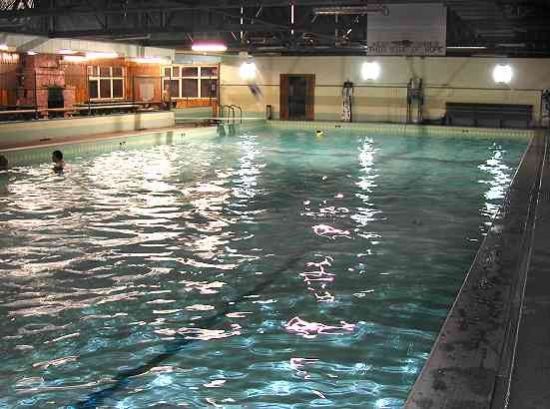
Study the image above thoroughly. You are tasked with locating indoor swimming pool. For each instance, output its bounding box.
[0,126,527,408]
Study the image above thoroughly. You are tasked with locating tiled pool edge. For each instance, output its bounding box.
[1,119,266,166]
[1,119,532,167]
[268,120,534,140]
[405,132,547,409]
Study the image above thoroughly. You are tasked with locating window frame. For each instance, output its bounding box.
[88,66,125,101]
[162,65,218,100]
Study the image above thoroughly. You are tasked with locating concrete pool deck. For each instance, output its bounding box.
[406,130,549,409]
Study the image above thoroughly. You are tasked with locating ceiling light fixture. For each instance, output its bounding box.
[313,6,389,16]
[446,46,488,50]
[191,42,228,53]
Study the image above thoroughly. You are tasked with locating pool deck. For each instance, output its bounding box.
[406,130,550,409]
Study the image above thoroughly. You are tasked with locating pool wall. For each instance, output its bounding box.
[1,120,533,167]
[0,111,175,149]
[0,119,269,166]
[267,120,535,140]
[0,126,214,167]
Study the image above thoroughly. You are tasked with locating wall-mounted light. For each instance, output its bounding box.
[240,61,257,81]
[493,64,513,84]
[446,46,487,50]
[191,42,227,53]
[361,61,381,81]
[27,51,38,55]
[85,51,119,59]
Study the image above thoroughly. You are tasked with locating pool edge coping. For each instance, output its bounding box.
[405,130,548,408]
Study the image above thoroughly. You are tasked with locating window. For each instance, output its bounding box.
[182,79,198,98]
[88,66,125,100]
[162,65,218,99]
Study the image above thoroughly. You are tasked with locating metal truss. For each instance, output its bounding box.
[0,0,549,56]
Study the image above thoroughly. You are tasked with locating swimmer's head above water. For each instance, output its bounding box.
[315,130,324,137]
[52,150,64,172]
[0,155,7,171]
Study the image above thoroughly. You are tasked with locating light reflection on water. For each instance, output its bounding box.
[0,130,525,408]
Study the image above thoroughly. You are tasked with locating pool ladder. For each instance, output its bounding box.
[218,105,243,136]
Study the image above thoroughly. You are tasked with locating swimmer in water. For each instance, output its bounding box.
[0,155,9,194]
[315,130,324,137]
[52,150,65,173]
[0,155,7,171]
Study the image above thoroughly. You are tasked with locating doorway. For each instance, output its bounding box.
[280,74,315,120]
[48,87,64,109]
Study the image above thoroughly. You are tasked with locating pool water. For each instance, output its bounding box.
[0,128,526,408]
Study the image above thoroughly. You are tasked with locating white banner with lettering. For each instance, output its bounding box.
[367,4,447,56]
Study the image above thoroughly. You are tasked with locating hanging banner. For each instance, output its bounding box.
[367,4,447,56]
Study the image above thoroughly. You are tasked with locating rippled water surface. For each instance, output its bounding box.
[0,128,526,408]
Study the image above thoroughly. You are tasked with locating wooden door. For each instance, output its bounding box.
[280,74,315,121]
[304,74,315,121]
[279,74,290,120]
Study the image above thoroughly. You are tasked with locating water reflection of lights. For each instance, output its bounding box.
[353,138,383,238]
[284,316,356,339]
[478,144,513,224]
[234,136,262,199]
[312,224,351,239]
[301,255,336,302]
[182,181,233,258]
[182,134,265,260]
[290,357,319,379]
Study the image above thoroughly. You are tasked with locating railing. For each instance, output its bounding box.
[219,104,235,124]
[219,104,243,125]
[230,104,243,124]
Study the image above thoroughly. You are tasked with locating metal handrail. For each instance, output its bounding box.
[230,104,243,124]
[219,104,236,124]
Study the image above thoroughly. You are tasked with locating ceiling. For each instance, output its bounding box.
[1,0,550,57]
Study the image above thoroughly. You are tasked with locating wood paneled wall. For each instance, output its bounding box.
[1,54,221,110]
[0,61,20,106]
[62,58,164,104]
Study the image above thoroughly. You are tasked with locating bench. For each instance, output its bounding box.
[446,103,533,129]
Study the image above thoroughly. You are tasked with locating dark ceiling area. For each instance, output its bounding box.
[1,0,550,57]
